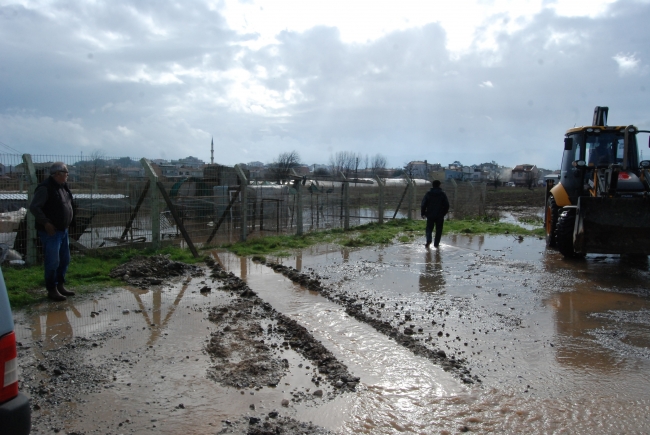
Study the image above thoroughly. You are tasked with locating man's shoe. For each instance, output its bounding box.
[424,243,430,249]
[434,244,439,248]
[47,287,66,301]
[57,283,75,296]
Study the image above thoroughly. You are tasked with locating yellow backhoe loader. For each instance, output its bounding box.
[545,106,650,257]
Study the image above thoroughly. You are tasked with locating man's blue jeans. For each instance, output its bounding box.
[38,229,70,290]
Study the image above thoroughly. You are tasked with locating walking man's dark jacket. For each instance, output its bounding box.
[30,177,74,232]
[421,186,450,219]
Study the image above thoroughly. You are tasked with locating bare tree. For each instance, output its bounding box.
[76,150,107,191]
[329,151,358,177]
[493,171,501,190]
[526,170,536,190]
[268,151,301,184]
[371,154,387,176]
[403,162,416,179]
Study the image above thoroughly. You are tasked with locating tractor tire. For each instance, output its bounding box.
[555,209,585,258]
[545,196,559,248]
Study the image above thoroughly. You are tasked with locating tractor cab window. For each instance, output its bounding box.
[586,133,622,167]
[573,140,582,162]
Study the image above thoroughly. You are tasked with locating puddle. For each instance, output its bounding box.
[14,233,650,433]
[261,235,650,432]
[498,209,543,231]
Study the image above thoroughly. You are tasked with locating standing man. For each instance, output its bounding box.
[420,180,450,249]
[29,162,75,301]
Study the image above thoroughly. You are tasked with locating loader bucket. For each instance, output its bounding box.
[574,197,650,255]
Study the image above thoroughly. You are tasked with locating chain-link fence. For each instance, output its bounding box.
[0,154,486,265]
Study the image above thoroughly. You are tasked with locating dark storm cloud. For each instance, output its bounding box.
[1,0,649,169]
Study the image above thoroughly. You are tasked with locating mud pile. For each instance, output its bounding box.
[109,254,203,287]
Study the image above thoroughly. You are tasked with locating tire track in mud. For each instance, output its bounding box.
[206,256,360,396]
[252,256,479,385]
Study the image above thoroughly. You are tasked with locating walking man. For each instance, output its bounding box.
[29,162,75,301]
[421,180,450,249]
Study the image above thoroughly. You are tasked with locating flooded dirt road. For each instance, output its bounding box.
[14,234,650,434]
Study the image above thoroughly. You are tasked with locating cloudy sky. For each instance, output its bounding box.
[1,0,649,170]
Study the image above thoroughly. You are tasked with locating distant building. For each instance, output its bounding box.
[154,164,181,178]
[292,165,310,176]
[512,164,539,187]
[121,167,145,178]
[172,156,205,169]
[406,160,441,179]
[444,169,463,181]
[543,170,561,184]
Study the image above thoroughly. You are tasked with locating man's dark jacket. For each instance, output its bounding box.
[420,187,450,219]
[29,177,74,231]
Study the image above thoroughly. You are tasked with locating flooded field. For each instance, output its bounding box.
[14,234,650,434]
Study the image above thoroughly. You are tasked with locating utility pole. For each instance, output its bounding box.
[210,137,214,164]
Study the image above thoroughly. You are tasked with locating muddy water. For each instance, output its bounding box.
[234,236,650,433]
[14,234,650,434]
[222,255,466,433]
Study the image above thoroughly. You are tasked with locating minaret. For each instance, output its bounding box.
[210,137,214,164]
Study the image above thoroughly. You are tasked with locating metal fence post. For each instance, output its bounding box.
[296,180,303,236]
[450,178,458,218]
[22,154,38,266]
[290,169,304,236]
[408,178,417,220]
[404,176,413,220]
[469,182,475,215]
[234,164,248,242]
[374,175,385,224]
[140,158,160,249]
[480,182,487,216]
[339,172,350,230]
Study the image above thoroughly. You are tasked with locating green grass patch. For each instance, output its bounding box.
[222,217,543,256]
[224,219,424,254]
[4,245,206,309]
[445,218,544,237]
[518,215,544,226]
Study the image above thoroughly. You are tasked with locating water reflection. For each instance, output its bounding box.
[542,251,650,373]
[22,280,196,351]
[419,249,445,293]
[30,304,82,351]
[448,234,485,251]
